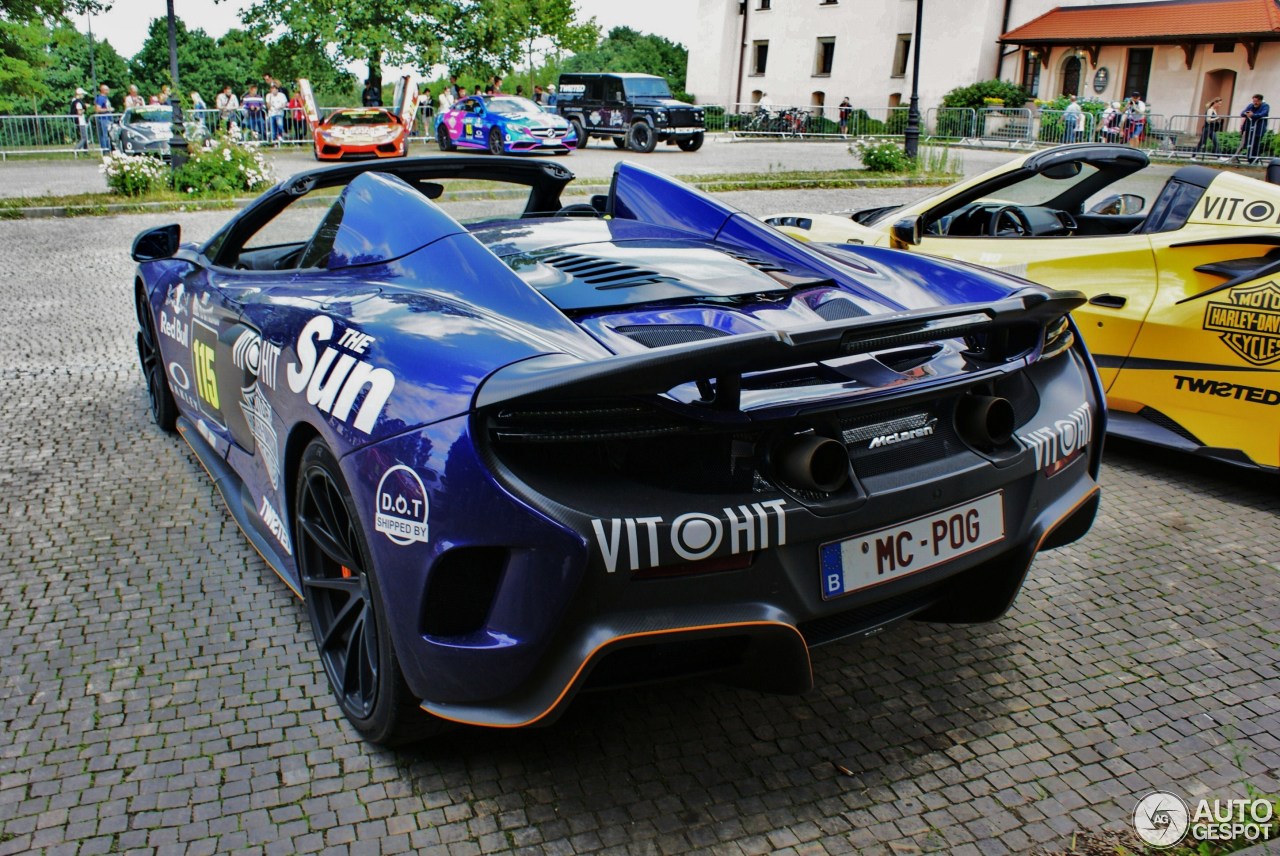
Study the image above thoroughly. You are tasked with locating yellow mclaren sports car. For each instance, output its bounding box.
[768,144,1280,472]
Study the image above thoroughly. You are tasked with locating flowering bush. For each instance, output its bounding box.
[855,139,913,172]
[173,129,275,196]
[100,152,169,197]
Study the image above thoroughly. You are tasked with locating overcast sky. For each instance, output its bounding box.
[79,0,697,65]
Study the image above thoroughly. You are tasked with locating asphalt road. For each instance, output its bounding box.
[0,152,1277,856]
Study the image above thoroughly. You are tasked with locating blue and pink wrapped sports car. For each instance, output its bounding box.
[132,156,1102,743]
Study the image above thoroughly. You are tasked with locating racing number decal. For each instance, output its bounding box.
[194,340,218,408]
[191,319,223,424]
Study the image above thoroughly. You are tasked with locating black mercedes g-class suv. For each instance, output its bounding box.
[554,72,705,152]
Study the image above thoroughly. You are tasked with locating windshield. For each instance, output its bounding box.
[486,96,541,115]
[974,163,1102,207]
[624,78,673,98]
[127,107,172,123]
[327,110,395,127]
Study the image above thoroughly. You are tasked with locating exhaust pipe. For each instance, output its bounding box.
[956,394,1015,448]
[775,434,850,493]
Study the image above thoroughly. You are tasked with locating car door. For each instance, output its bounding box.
[462,98,487,145]
[909,230,1158,390]
[1108,230,1280,466]
[391,73,419,134]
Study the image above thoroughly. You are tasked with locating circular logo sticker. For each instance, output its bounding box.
[1133,791,1190,848]
[374,465,430,546]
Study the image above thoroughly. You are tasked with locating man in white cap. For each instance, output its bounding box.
[71,87,89,150]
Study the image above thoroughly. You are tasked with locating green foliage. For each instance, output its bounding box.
[172,129,274,195]
[99,150,168,196]
[941,79,1029,111]
[856,140,912,172]
[1036,94,1107,142]
[0,17,51,110]
[37,22,128,113]
[561,26,689,101]
[441,0,598,83]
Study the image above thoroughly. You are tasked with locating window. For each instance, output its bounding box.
[1123,47,1152,102]
[820,0,838,4]
[1061,56,1082,97]
[1021,51,1041,97]
[757,0,770,8]
[815,37,836,76]
[811,91,826,111]
[752,41,769,75]
[892,34,911,78]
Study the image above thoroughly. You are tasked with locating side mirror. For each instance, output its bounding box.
[132,224,180,262]
[1088,193,1145,215]
[890,215,922,248]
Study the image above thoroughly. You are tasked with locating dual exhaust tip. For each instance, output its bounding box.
[771,393,1014,494]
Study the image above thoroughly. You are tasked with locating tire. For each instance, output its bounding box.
[487,127,505,156]
[134,287,177,433]
[295,440,440,745]
[627,121,657,153]
[677,132,704,152]
[569,118,588,149]
[436,123,453,152]
[612,137,627,149]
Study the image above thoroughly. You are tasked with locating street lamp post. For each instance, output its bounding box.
[165,0,188,173]
[903,0,923,159]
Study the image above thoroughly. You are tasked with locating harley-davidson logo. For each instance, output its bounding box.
[1203,281,1280,366]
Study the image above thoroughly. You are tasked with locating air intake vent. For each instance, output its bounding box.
[542,252,671,289]
[721,249,789,273]
[615,324,730,348]
[814,299,868,321]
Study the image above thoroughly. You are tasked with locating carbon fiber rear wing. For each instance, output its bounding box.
[474,289,1084,411]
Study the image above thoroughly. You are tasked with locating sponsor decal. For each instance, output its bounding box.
[241,386,281,488]
[286,316,395,435]
[166,361,200,411]
[1197,193,1280,225]
[1202,281,1280,366]
[196,419,218,449]
[374,465,430,545]
[164,280,189,317]
[258,495,292,556]
[1174,374,1280,405]
[591,500,788,573]
[232,328,280,389]
[190,319,223,425]
[1017,402,1093,472]
[560,83,586,94]
[159,311,189,346]
[191,290,218,323]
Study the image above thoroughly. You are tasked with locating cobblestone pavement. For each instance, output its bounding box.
[1,203,1278,856]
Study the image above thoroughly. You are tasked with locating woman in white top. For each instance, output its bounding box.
[1198,96,1224,153]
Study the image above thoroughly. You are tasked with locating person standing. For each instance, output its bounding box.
[362,78,382,106]
[123,85,144,109]
[215,84,239,131]
[1123,91,1146,145]
[838,96,852,136]
[286,89,304,138]
[93,83,113,152]
[242,83,266,138]
[533,84,544,105]
[71,87,89,150]
[1242,93,1269,162]
[1064,94,1083,143]
[1197,96,1223,154]
[265,83,287,144]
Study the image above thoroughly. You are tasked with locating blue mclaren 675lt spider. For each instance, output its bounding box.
[132,156,1103,744]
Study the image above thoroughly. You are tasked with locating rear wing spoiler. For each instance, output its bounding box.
[474,289,1084,411]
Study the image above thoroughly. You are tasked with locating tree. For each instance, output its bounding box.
[0,16,49,111]
[439,0,597,84]
[38,20,127,112]
[234,0,451,97]
[561,26,689,99]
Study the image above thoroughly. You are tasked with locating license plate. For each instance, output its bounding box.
[819,492,1005,600]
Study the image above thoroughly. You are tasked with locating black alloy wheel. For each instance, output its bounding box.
[295,440,431,743]
[627,121,657,153]
[570,118,588,149]
[135,287,177,432]
[487,127,505,156]
[436,123,453,151]
[677,132,704,152]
